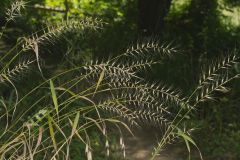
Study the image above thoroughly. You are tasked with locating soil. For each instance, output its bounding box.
[124,127,188,160]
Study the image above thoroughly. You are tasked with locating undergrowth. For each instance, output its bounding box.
[0,1,239,160]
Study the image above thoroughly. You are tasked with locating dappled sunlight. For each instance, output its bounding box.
[218,0,240,29]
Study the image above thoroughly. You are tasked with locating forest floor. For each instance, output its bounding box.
[124,127,190,160]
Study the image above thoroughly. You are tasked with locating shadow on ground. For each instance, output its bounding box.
[124,127,191,160]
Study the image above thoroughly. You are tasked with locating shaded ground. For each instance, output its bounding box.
[124,127,189,160]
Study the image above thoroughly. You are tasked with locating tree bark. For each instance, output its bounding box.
[64,0,69,20]
[138,0,172,36]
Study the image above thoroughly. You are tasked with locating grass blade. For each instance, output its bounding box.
[71,111,80,137]
[50,80,59,120]
[94,69,105,94]
[48,114,57,151]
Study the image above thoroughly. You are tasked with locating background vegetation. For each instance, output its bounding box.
[0,0,240,159]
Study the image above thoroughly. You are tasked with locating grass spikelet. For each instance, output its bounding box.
[0,59,34,83]
[5,0,26,22]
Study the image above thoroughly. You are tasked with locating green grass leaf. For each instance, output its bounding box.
[71,111,80,137]
[47,114,57,151]
[50,80,59,119]
[94,69,105,94]
[176,128,202,160]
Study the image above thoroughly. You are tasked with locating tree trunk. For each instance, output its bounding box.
[138,0,172,36]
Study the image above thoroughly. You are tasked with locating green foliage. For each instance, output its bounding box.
[0,0,240,160]
[0,2,178,159]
